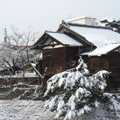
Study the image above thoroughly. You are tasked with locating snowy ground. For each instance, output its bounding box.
[0,100,119,120]
[0,100,55,120]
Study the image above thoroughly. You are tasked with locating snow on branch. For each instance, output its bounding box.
[100,16,120,33]
[43,56,113,120]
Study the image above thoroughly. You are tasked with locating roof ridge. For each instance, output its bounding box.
[68,23,109,29]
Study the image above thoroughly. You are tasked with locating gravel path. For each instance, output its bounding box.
[0,100,55,120]
[0,100,120,120]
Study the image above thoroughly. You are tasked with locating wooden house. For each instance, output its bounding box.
[33,31,92,77]
[33,17,120,89]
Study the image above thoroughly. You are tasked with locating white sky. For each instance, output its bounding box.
[0,0,119,42]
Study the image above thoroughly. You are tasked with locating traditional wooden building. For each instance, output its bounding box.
[33,17,120,89]
[33,31,92,77]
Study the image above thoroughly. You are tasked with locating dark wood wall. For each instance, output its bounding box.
[107,52,120,90]
[83,52,120,90]
[42,47,67,76]
[66,47,79,68]
[38,46,80,77]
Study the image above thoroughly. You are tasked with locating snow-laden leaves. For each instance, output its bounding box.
[100,17,120,34]
[94,100,100,107]
[44,57,111,119]
[104,93,120,111]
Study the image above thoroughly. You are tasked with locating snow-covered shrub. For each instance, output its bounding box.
[43,56,119,120]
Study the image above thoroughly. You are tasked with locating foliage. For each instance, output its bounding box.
[100,17,120,33]
[0,27,38,76]
[43,57,113,120]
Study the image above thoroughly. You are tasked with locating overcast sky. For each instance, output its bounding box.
[0,0,119,42]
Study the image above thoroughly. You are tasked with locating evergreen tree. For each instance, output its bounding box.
[100,17,120,33]
[43,57,120,120]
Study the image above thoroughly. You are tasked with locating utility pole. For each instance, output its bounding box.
[4,28,7,43]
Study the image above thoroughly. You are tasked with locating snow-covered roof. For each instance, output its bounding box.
[82,43,120,56]
[47,32,82,46]
[69,25,120,48]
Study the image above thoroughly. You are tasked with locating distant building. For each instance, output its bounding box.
[67,16,98,26]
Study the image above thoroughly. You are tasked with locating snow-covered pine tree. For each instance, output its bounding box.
[100,17,120,33]
[43,56,120,120]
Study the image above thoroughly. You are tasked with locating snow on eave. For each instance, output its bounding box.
[46,31,82,46]
[82,43,120,57]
